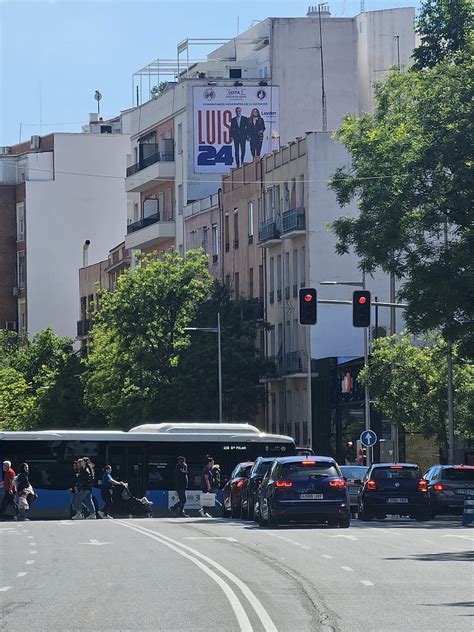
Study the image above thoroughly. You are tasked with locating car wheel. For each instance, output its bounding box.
[230,496,239,519]
[240,501,248,520]
[253,502,259,523]
[339,516,350,528]
[358,504,372,521]
[258,506,266,528]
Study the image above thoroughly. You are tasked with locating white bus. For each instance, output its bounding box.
[0,423,295,518]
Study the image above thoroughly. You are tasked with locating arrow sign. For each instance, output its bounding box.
[81,539,111,546]
[360,430,378,447]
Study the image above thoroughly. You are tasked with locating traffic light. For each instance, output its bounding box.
[352,290,371,327]
[298,288,317,325]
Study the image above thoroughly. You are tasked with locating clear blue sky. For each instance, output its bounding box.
[0,0,419,146]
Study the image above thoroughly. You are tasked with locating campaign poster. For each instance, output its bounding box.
[193,85,280,174]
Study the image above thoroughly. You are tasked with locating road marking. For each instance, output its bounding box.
[119,520,278,632]
[331,535,358,541]
[300,545,311,550]
[183,537,238,542]
[341,566,354,572]
[81,539,111,546]
[30,542,36,546]
[117,522,253,632]
[25,560,34,564]
[322,555,333,559]
[360,580,374,586]
[27,536,34,539]
[17,572,27,578]
[30,550,37,555]
[0,586,11,592]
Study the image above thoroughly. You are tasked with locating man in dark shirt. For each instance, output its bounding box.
[171,456,189,517]
[199,456,214,518]
[229,107,248,168]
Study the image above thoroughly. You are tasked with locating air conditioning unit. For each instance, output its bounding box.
[31,135,41,149]
[12,287,19,297]
[5,321,17,331]
[0,146,11,155]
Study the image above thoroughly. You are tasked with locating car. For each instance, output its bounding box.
[339,465,369,517]
[358,463,430,522]
[222,461,254,518]
[240,457,275,520]
[424,465,474,517]
[256,456,350,528]
[295,447,315,456]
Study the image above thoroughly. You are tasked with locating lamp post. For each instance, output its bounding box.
[184,312,223,423]
[320,280,372,466]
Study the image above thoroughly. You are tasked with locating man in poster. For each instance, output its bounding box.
[229,107,248,168]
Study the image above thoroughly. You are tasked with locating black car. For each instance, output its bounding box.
[240,457,275,520]
[256,456,350,528]
[424,465,474,516]
[222,461,254,518]
[358,463,430,521]
[339,465,369,516]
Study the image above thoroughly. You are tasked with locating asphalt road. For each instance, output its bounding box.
[1,516,472,632]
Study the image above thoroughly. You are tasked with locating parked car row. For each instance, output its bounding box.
[221,457,474,527]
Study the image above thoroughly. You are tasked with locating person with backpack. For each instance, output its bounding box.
[171,456,189,518]
[72,458,96,520]
[0,460,18,519]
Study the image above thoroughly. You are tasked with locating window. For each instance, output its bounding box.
[270,326,276,357]
[300,247,306,286]
[277,255,282,292]
[290,178,297,208]
[299,175,305,207]
[190,230,196,249]
[271,393,277,434]
[269,257,275,293]
[143,196,159,219]
[282,462,340,479]
[229,68,242,79]
[233,210,239,249]
[19,300,26,333]
[266,187,273,219]
[167,188,173,220]
[224,214,230,251]
[202,226,208,252]
[17,251,26,288]
[284,251,290,296]
[16,202,25,241]
[259,265,264,299]
[274,185,281,216]
[293,318,299,351]
[133,202,139,222]
[247,202,254,239]
[284,182,290,212]
[293,249,298,295]
[178,184,184,216]
[177,123,183,154]
[225,274,230,286]
[249,268,254,298]
[234,272,240,299]
[258,196,264,225]
[178,244,184,257]
[212,223,219,260]
[277,323,283,353]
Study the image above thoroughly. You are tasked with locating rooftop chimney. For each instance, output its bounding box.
[307,5,331,17]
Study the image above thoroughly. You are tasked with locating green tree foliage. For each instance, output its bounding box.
[170,282,275,421]
[83,250,212,427]
[412,0,473,69]
[0,328,88,430]
[330,46,473,353]
[359,336,474,450]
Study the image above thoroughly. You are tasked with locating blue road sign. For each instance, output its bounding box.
[360,430,378,447]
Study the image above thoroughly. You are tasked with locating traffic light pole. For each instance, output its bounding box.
[363,325,371,467]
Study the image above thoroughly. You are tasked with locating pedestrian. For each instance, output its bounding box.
[199,456,214,518]
[171,456,189,518]
[88,459,101,519]
[344,441,355,465]
[16,463,33,521]
[69,460,79,518]
[0,460,18,520]
[100,465,121,519]
[72,458,96,520]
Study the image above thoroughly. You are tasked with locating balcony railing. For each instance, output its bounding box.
[282,207,305,234]
[127,213,163,235]
[258,217,281,243]
[283,351,308,375]
[126,147,175,177]
[77,319,91,337]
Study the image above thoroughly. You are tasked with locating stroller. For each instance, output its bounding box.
[116,482,153,518]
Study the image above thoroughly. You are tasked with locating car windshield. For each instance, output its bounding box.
[443,468,474,481]
[372,467,421,480]
[281,463,340,479]
[255,461,272,476]
[340,466,368,479]
[235,464,253,478]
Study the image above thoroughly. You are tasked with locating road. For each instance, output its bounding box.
[1,516,472,632]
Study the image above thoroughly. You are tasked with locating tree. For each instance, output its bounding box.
[83,250,212,427]
[359,336,473,453]
[150,82,169,98]
[0,328,89,430]
[170,282,275,421]
[412,0,473,69]
[330,56,473,354]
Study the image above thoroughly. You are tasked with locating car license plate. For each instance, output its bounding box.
[387,497,408,503]
[455,489,471,495]
[300,493,323,500]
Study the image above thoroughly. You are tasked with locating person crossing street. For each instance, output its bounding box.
[171,456,189,517]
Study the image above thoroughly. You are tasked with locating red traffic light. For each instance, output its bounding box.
[358,296,367,304]
[299,288,317,325]
[304,294,313,302]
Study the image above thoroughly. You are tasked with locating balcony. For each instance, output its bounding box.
[283,351,308,376]
[258,217,281,247]
[282,207,306,238]
[125,147,175,193]
[77,319,91,338]
[125,214,176,250]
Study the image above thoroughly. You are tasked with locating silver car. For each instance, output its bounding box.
[424,465,474,516]
[340,465,368,516]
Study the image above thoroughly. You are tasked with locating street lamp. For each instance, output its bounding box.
[184,312,223,423]
[320,280,372,466]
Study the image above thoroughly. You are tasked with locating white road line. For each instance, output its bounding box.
[423,539,435,544]
[30,551,37,555]
[119,520,278,632]
[321,555,333,559]
[0,586,11,592]
[25,560,34,565]
[27,536,34,539]
[17,572,27,578]
[300,545,311,550]
[30,542,36,546]
[341,566,354,572]
[360,580,374,586]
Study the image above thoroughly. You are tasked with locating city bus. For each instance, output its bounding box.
[0,422,296,518]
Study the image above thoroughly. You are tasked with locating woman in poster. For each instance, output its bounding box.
[247,108,266,160]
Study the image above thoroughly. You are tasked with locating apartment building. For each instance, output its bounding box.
[125,7,415,262]
[0,126,130,339]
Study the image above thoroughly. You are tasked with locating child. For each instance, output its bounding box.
[18,489,30,521]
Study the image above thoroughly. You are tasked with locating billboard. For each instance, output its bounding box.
[193,86,279,174]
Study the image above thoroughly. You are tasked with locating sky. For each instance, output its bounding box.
[0,0,420,146]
